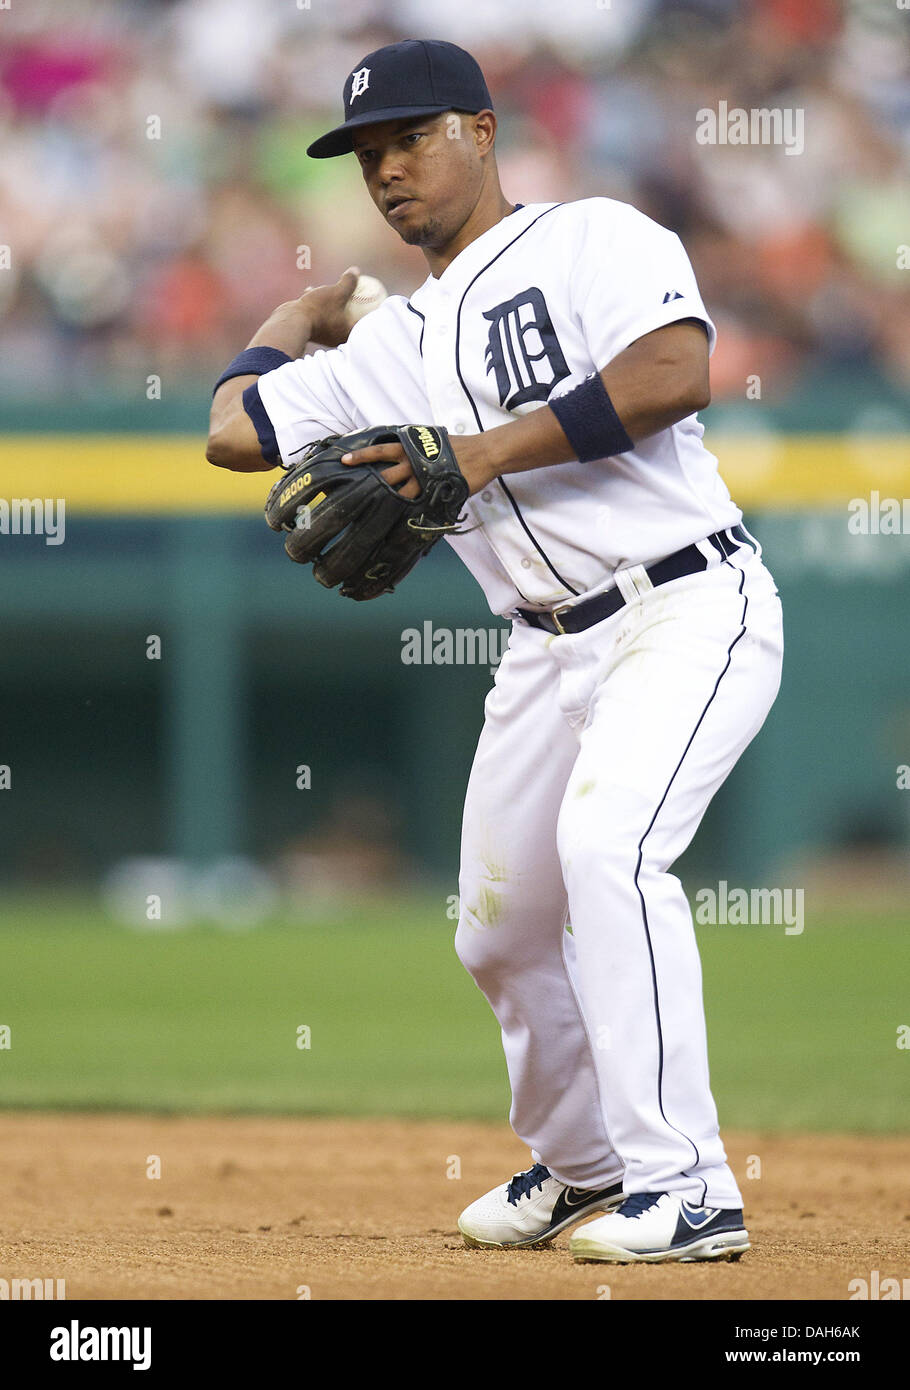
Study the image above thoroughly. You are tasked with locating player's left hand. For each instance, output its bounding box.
[341,432,497,498]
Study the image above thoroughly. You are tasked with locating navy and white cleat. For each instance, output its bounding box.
[458,1162,624,1249]
[570,1191,750,1263]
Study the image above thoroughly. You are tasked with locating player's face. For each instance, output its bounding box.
[353,113,486,249]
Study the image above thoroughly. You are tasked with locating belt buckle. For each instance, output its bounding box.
[551,603,574,635]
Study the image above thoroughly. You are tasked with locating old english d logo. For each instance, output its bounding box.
[349,67,371,101]
[483,288,570,410]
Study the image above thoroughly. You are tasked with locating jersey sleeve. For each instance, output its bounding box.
[570,199,716,368]
[245,344,358,468]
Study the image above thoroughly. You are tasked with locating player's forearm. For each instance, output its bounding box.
[207,303,318,471]
[246,300,317,358]
[479,379,699,483]
[207,373,270,471]
[478,407,576,481]
[209,374,257,436]
[481,321,710,482]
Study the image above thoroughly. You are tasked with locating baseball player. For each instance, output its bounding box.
[208,39,784,1263]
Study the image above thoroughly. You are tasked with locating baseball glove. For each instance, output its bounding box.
[264,424,470,601]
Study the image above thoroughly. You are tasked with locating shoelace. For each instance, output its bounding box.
[506,1163,550,1207]
[618,1191,665,1218]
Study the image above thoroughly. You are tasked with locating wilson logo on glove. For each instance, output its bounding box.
[264,424,469,601]
[410,425,441,459]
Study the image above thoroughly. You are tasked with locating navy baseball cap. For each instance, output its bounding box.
[306,38,493,159]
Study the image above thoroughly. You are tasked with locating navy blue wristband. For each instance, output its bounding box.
[548,373,634,462]
[212,346,292,398]
[242,381,281,467]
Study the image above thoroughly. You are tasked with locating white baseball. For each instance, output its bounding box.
[345,274,388,325]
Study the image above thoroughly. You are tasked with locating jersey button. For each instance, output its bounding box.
[454,422,466,433]
[481,490,492,502]
[520,558,532,569]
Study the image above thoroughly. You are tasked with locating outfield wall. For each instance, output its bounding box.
[0,433,907,885]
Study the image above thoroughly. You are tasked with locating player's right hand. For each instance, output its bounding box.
[297,267,361,348]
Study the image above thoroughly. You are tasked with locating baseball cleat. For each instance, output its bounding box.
[458,1162,624,1249]
[570,1191,750,1263]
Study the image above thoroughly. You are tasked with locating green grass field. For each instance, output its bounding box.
[0,895,905,1131]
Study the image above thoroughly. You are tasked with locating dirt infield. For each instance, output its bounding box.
[0,1113,905,1300]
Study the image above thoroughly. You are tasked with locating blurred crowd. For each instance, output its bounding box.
[1,0,908,405]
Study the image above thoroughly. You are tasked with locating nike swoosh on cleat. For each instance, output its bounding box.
[563,1187,600,1208]
[679,1202,720,1229]
[549,1184,622,1232]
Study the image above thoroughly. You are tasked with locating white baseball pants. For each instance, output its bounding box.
[455,544,784,1208]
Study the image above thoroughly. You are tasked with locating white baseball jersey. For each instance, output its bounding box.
[253,197,742,615]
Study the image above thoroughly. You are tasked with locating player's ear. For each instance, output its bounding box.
[471,110,497,157]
